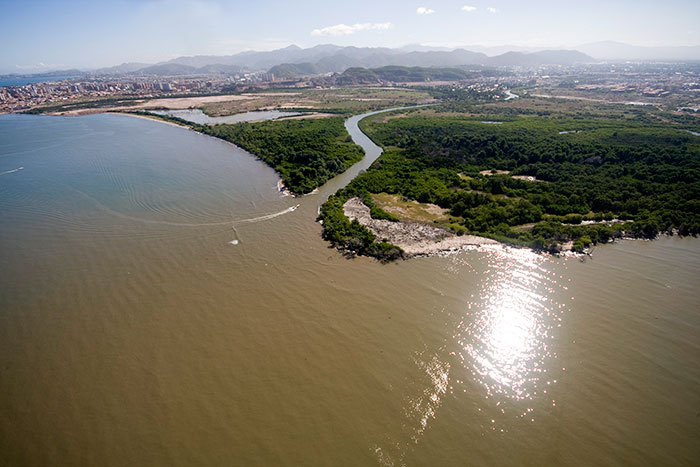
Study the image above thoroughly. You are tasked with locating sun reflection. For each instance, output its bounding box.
[412,353,449,439]
[373,246,571,464]
[456,246,565,402]
[372,350,450,466]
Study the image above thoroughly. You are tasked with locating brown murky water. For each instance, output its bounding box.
[1,113,698,466]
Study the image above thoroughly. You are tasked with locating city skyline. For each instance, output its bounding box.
[2,0,699,74]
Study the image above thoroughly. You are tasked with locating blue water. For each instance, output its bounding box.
[0,75,77,87]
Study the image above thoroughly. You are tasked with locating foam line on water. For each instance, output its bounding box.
[72,187,299,227]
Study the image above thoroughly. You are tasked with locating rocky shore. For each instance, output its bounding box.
[343,197,498,257]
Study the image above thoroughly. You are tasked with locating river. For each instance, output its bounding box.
[0,111,698,466]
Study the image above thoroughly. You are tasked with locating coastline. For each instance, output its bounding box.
[111,111,192,129]
[339,197,627,259]
[343,197,498,257]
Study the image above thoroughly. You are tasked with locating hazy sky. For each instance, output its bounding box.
[1,0,699,73]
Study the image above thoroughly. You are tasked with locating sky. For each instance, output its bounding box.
[1,0,699,73]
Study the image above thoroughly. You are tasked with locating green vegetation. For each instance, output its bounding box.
[199,117,365,194]
[127,112,395,256]
[320,105,700,257]
[337,66,470,84]
[334,66,511,86]
[122,110,204,129]
[268,62,321,78]
[320,190,404,262]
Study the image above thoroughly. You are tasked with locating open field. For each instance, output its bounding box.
[201,88,434,116]
[371,193,449,224]
[382,94,700,131]
[30,87,434,117]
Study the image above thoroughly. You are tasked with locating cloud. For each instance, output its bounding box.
[487,7,499,13]
[311,22,392,36]
[461,5,477,12]
[416,7,435,15]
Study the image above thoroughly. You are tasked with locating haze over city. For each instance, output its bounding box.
[2,0,699,73]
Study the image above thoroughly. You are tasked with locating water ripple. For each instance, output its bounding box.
[455,247,567,402]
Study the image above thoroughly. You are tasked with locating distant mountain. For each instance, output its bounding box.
[261,48,487,76]
[529,50,594,65]
[461,44,540,56]
[194,64,243,75]
[334,67,383,85]
[137,63,199,75]
[87,44,601,79]
[577,41,700,61]
[1,68,87,79]
[268,62,321,79]
[269,49,593,78]
[400,49,488,67]
[118,62,243,76]
[334,66,474,85]
[18,42,700,81]
[164,44,350,70]
[315,54,362,73]
[398,44,454,53]
[488,50,593,67]
[94,62,151,75]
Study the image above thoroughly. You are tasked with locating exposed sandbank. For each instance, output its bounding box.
[115,112,191,129]
[343,197,498,257]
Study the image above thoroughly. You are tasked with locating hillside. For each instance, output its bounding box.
[268,62,321,79]
[91,45,597,77]
[333,66,474,85]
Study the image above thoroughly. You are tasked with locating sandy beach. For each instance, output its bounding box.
[51,94,261,116]
[115,112,191,129]
[131,94,256,109]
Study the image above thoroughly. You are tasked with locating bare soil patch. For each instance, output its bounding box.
[343,197,496,256]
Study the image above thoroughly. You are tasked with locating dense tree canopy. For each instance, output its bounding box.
[320,110,700,256]
[201,117,365,194]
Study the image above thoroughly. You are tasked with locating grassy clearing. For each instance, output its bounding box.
[371,193,449,224]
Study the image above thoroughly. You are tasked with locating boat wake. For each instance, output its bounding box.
[0,167,24,176]
[236,204,298,224]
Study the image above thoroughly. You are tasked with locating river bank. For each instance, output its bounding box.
[115,111,192,129]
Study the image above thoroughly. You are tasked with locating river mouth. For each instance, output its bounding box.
[0,111,698,466]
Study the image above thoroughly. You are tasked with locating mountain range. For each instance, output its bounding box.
[576,41,700,61]
[5,42,696,80]
[91,45,594,77]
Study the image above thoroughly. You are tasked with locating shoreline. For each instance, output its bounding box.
[116,111,302,199]
[340,197,646,260]
[113,111,192,129]
[343,197,499,258]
